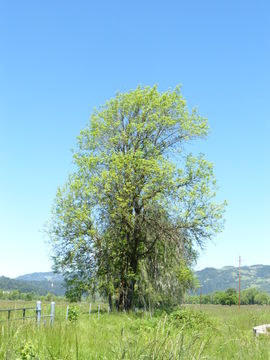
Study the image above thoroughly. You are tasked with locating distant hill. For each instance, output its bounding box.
[0,272,65,296]
[195,264,270,294]
[16,272,63,283]
[3,265,270,297]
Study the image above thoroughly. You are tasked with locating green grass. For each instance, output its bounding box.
[0,302,270,359]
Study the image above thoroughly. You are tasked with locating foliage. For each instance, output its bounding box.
[186,287,270,305]
[241,287,260,305]
[0,288,63,302]
[67,305,80,323]
[254,292,269,305]
[16,342,38,360]
[49,85,226,309]
[169,307,215,330]
[220,288,238,306]
[177,262,199,293]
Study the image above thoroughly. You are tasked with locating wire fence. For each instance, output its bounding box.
[0,301,54,325]
[0,306,36,322]
[0,301,109,326]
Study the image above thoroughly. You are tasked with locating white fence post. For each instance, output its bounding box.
[66,305,69,321]
[89,303,92,317]
[36,301,41,326]
[50,302,55,326]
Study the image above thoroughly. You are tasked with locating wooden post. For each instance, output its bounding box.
[22,308,26,321]
[66,305,69,321]
[36,301,41,326]
[8,310,11,320]
[50,302,55,326]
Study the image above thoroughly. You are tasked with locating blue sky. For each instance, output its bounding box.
[0,0,269,277]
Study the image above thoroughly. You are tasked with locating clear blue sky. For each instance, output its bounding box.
[0,0,269,278]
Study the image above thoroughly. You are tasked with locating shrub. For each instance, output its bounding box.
[169,307,215,330]
[16,342,38,360]
[67,305,80,323]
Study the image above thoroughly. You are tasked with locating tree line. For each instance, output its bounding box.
[0,289,61,302]
[185,287,270,305]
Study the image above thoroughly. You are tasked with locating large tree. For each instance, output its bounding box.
[49,85,225,309]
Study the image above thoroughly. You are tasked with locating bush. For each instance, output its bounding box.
[254,292,269,305]
[169,307,215,330]
[16,342,38,360]
[67,305,80,322]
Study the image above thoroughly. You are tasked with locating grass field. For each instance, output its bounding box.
[0,301,270,359]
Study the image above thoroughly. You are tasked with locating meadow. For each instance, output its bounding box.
[0,301,270,359]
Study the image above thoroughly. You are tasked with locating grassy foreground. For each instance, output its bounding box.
[0,302,270,359]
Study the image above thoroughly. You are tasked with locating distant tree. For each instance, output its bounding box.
[223,288,238,306]
[202,294,212,304]
[49,85,226,310]
[242,288,260,305]
[212,291,225,305]
[254,292,269,305]
[45,292,54,302]
[186,288,270,306]
[9,290,20,300]
[184,294,200,304]
[25,292,34,301]
[217,288,238,306]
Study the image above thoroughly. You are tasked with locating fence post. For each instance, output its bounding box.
[89,303,92,317]
[98,304,100,320]
[66,305,69,321]
[50,302,55,326]
[22,308,26,321]
[36,301,41,326]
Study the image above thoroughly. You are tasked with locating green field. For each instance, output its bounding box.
[0,301,270,359]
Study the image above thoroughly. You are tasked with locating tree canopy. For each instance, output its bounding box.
[49,85,226,309]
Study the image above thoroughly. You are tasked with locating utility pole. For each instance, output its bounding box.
[238,256,241,308]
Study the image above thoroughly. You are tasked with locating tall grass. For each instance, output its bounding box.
[0,302,270,359]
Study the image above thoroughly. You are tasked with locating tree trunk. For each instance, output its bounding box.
[117,258,138,311]
[108,293,113,312]
[125,280,135,310]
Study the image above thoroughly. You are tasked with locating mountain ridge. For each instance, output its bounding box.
[16,272,63,283]
[0,272,65,296]
[2,264,270,296]
[195,264,270,294]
